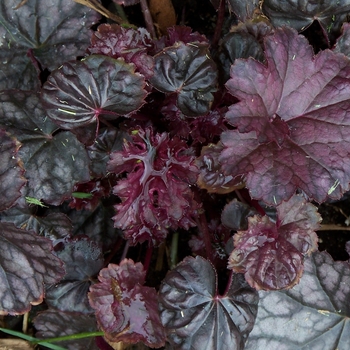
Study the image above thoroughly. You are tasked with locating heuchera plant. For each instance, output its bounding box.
[1,0,350,349]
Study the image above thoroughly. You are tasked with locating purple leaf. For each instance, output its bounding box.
[88,259,166,348]
[333,22,350,57]
[46,236,104,313]
[41,55,147,145]
[0,0,100,90]
[228,195,320,290]
[159,256,259,350]
[107,127,200,245]
[0,129,26,211]
[227,0,260,22]
[88,24,154,79]
[34,309,98,350]
[0,91,90,205]
[245,251,350,349]
[220,27,350,205]
[113,0,140,5]
[0,222,64,315]
[262,0,350,40]
[150,42,217,116]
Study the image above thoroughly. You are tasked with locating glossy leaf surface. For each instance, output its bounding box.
[245,251,350,349]
[228,195,320,290]
[0,129,26,211]
[88,259,166,348]
[0,91,90,204]
[159,256,259,350]
[0,0,99,90]
[0,222,64,315]
[150,42,217,116]
[220,27,350,205]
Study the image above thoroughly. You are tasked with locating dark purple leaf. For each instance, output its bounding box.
[0,129,26,211]
[88,24,154,79]
[88,259,166,348]
[227,0,260,22]
[87,127,128,177]
[46,236,103,313]
[107,127,200,245]
[262,0,350,39]
[113,0,140,5]
[41,55,147,145]
[163,25,209,46]
[159,256,259,350]
[333,22,350,57]
[197,143,245,194]
[228,195,320,290]
[0,91,90,205]
[0,209,72,243]
[0,222,64,315]
[34,309,98,350]
[150,42,217,116]
[245,251,350,349]
[220,27,350,205]
[221,199,257,231]
[0,0,100,90]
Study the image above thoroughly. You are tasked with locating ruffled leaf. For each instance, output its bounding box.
[220,27,350,205]
[228,195,321,290]
[88,259,166,348]
[159,256,259,350]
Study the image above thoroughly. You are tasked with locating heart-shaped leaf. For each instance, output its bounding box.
[158,256,259,350]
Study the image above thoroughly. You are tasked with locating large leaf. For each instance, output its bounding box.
[34,309,98,350]
[228,195,320,290]
[262,0,350,39]
[0,222,65,315]
[158,256,259,350]
[46,236,103,313]
[0,91,90,205]
[0,0,99,90]
[219,27,350,205]
[88,259,166,348]
[0,129,26,211]
[150,42,217,116]
[245,251,350,349]
[41,55,147,145]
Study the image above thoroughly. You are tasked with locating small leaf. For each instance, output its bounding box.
[150,42,217,116]
[227,0,260,22]
[0,222,65,315]
[159,256,259,350]
[228,195,320,290]
[245,251,350,349]
[88,259,166,348]
[25,196,48,207]
[72,192,93,199]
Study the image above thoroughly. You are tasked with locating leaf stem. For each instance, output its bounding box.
[170,231,179,269]
[212,0,226,48]
[143,244,154,272]
[33,331,105,344]
[196,212,214,263]
[139,0,157,38]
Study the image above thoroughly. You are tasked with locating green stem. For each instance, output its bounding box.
[170,231,179,269]
[34,331,105,344]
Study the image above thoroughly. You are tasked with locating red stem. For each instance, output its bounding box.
[222,269,234,296]
[143,244,154,272]
[212,0,226,48]
[196,212,214,263]
[139,0,156,39]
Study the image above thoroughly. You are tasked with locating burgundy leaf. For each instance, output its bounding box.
[34,309,98,350]
[159,256,259,350]
[150,42,217,116]
[220,27,350,205]
[0,129,26,211]
[262,0,350,39]
[88,24,154,79]
[88,260,166,348]
[0,91,90,205]
[0,0,100,90]
[245,251,350,349]
[41,55,147,145]
[228,195,321,290]
[46,236,103,313]
[227,0,260,22]
[0,222,64,315]
[107,127,200,245]
[163,25,209,46]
